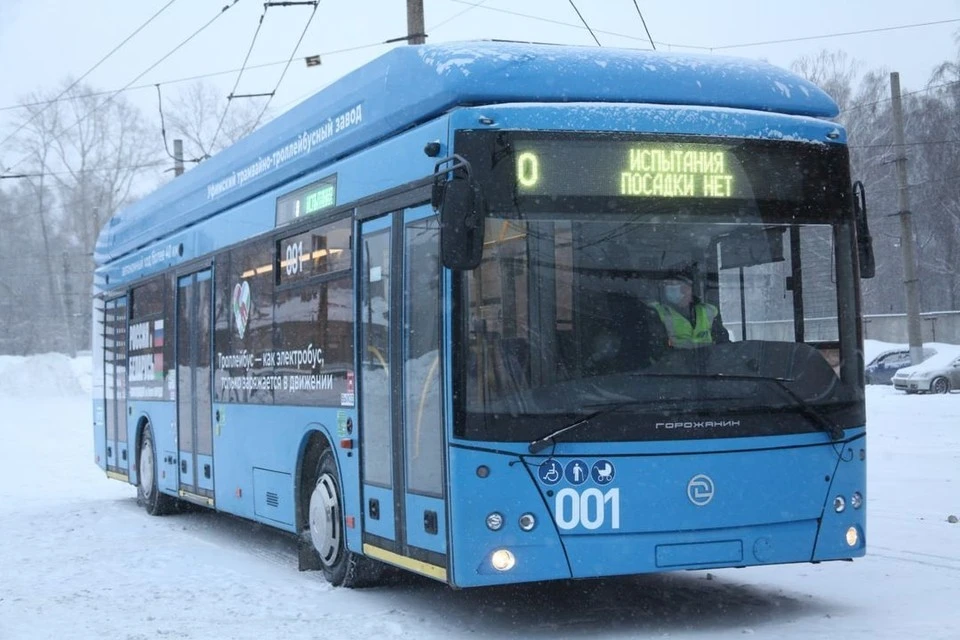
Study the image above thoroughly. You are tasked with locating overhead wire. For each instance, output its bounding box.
[442,0,960,52]
[210,2,270,153]
[0,0,179,159]
[428,0,491,32]
[567,0,601,47]
[2,0,243,176]
[251,1,321,129]
[631,0,656,51]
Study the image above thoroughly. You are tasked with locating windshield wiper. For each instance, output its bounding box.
[630,372,845,441]
[528,407,613,454]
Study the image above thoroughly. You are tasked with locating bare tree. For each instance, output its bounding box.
[163,81,267,164]
[6,79,161,355]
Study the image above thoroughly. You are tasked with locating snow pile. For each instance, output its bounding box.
[0,352,90,398]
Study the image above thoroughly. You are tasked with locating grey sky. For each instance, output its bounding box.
[1,0,958,171]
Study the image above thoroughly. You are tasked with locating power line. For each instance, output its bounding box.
[0,0,179,155]
[428,0,490,32]
[443,0,662,49]
[842,80,960,115]
[443,0,960,52]
[2,0,242,176]
[711,17,960,51]
[631,0,655,51]
[0,41,392,116]
[210,3,271,153]
[849,138,960,150]
[252,1,321,129]
[568,0,601,47]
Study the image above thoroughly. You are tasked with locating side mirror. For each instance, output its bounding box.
[432,155,486,271]
[853,181,875,279]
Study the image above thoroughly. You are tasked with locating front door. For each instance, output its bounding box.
[357,204,448,580]
[176,268,215,506]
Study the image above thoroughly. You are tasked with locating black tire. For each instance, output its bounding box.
[931,376,950,394]
[306,448,383,587]
[137,424,177,516]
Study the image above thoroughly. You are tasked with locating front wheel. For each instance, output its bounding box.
[137,424,176,516]
[931,376,951,394]
[307,449,383,587]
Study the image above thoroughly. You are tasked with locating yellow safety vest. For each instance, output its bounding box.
[650,302,719,348]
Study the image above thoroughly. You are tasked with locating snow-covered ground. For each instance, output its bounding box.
[1,353,958,639]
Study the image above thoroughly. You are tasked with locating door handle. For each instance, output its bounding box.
[204,464,211,479]
[424,510,438,535]
[181,460,187,474]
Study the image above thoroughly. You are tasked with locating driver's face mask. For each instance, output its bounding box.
[663,283,686,306]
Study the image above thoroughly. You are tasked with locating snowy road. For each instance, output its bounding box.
[1,357,958,639]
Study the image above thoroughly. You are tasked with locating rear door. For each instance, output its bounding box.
[103,295,130,481]
[176,268,215,506]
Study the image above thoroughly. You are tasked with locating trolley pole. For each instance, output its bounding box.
[890,72,924,365]
[406,0,425,44]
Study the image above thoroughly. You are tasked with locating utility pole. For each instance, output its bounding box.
[890,72,924,365]
[173,139,184,177]
[406,0,425,44]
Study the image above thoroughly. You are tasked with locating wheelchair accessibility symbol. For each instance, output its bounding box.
[538,459,562,485]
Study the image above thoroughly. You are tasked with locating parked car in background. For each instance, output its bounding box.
[865,347,937,385]
[891,350,960,394]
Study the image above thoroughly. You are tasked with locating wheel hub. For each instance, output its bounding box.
[309,473,341,567]
[140,438,154,496]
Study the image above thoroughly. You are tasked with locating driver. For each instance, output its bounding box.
[648,271,730,348]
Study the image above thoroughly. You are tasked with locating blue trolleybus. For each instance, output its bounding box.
[93,42,872,588]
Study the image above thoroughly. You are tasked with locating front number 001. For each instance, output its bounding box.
[555,487,620,530]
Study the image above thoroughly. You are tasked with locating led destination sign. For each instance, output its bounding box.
[513,139,755,200]
[276,174,337,226]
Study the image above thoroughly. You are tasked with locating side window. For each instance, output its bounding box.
[214,238,275,404]
[404,216,442,497]
[274,216,354,407]
[128,277,166,400]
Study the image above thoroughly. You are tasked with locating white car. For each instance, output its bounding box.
[891,350,960,394]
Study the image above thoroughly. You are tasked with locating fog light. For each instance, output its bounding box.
[833,495,846,513]
[850,492,863,509]
[845,526,859,547]
[486,512,504,531]
[491,549,515,571]
[518,513,536,531]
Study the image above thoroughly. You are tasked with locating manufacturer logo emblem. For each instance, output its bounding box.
[687,474,715,506]
[233,281,251,339]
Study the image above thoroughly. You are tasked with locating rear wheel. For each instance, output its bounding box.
[931,376,950,394]
[137,424,176,516]
[307,449,383,587]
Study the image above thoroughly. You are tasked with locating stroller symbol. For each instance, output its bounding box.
[539,460,562,485]
[592,460,616,484]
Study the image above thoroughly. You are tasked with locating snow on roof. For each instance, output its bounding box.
[95,41,840,266]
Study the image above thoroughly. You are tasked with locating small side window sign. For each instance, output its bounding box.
[276,174,337,226]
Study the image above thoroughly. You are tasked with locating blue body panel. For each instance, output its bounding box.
[362,484,396,542]
[405,493,447,555]
[447,430,866,587]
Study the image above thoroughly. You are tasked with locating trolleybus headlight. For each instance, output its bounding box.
[518,513,536,531]
[486,512,504,531]
[833,495,846,513]
[491,549,516,571]
[845,526,859,547]
[850,492,863,509]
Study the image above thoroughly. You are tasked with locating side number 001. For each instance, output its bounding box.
[554,487,620,530]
